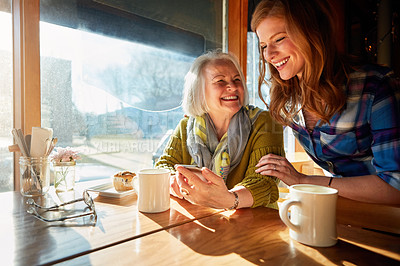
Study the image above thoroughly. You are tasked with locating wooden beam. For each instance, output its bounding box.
[228,0,248,75]
[13,0,41,190]
[13,0,41,134]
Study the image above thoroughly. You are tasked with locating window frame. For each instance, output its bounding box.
[11,0,248,190]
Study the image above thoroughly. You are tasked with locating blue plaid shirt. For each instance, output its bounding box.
[290,64,400,190]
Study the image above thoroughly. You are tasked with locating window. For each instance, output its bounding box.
[246,32,270,108]
[0,0,13,192]
[40,0,225,181]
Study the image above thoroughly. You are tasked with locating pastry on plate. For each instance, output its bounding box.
[113,171,136,192]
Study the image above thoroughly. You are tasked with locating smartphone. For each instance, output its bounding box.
[174,164,202,172]
[174,164,207,182]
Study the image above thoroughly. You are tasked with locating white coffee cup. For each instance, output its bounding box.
[136,168,170,213]
[279,184,338,247]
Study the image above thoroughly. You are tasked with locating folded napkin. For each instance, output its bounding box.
[30,127,53,157]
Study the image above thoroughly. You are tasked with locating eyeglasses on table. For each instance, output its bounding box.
[26,190,97,224]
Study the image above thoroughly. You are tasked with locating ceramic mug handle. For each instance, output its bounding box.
[279,199,301,232]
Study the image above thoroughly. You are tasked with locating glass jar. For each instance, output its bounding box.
[19,157,50,197]
[53,161,76,192]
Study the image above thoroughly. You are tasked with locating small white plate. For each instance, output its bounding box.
[86,182,136,198]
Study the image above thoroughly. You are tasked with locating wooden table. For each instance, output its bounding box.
[63,207,400,265]
[1,182,399,266]
[0,182,221,266]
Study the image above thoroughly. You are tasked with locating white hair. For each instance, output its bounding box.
[182,50,249,117]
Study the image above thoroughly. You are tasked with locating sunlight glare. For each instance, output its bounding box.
[193,220,216,233]
[0,11,12,52]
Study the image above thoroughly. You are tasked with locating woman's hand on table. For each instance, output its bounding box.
[256,153,306,186]
[174,166,235,209]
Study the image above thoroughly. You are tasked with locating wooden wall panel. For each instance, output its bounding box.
[228,0,248,75]
[13,0,41,190]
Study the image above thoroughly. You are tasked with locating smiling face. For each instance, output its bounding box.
[256,16,305,80]
[203,59,244,120]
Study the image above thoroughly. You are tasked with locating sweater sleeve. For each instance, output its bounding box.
[228,111,285,209]
[238,146,284,208]
[155,117,192,174]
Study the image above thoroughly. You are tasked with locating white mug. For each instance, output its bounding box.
[136,168,170,213]
[279,184,338,247]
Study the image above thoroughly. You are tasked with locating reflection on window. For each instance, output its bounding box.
[40,0,223,181]
[0,0,13,192]
[246,32,270,107]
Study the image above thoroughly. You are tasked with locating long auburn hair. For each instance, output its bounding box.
[251,0,348,126]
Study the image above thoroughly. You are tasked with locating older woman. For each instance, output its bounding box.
[155,50,284,210]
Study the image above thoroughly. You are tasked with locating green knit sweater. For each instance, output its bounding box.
[155,110,285,209]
